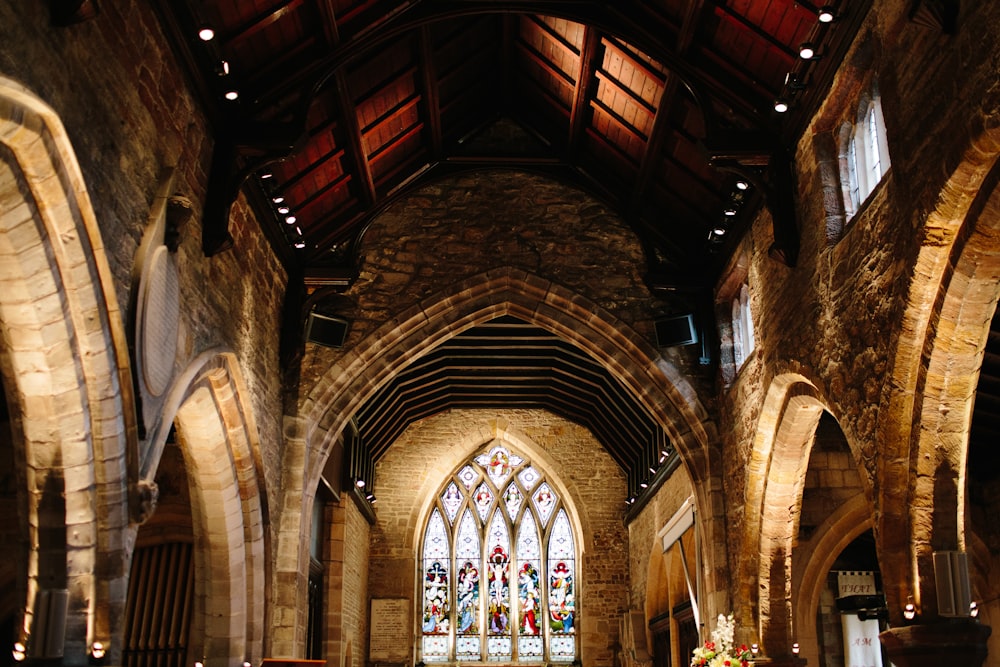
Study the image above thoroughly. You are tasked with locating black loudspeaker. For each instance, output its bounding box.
[305,312,350,348]
[654,314,698,348]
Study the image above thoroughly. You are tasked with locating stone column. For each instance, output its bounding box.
[879,619,991,667]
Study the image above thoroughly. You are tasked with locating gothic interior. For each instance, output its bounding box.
[0,1,998,667]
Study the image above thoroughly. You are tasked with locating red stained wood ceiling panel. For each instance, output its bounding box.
[155,0,866,279]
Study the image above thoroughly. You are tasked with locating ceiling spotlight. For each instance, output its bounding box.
[277,206,290,215]
[12,642,26,662]
[791,642,800,655]
[285,215,297,225]
[713,226,727,236]
[799,42,816,60]
[294,240,306,249]
[639,481,648,489]
[724,207,737,216]
[216,60,230,76]
[91,642,107,660]
[355,478,365,488]
[198,26,215,41]
[903,596,917,621]
[260,172,273,179]
[272,196,284,204]
[224,90,239,101]
[818,6,836,22]
[735,179,749,191]
[970,601,979,618]
[774,98,789,113]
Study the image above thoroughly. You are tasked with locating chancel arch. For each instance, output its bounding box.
[274,268,720,657]
[0,74,135,664]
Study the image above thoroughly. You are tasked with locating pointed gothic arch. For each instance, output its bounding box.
[151,350,270,665]
[274,268,719,657]
[877,123,1000,626]
[0,74,136,663]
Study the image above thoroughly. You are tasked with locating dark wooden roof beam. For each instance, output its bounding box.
[218,0,305,49]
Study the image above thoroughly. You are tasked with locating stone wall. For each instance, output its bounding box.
[0,0,288,513]
[297,170,714,404]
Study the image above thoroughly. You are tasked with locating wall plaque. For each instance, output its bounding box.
[369,598,410,662]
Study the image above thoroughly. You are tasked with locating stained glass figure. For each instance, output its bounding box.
[456,510,481,645]
[503,482,523,521]
[486,512,511,638]
[532,482,557,526]
[548,509,575,660]
[441,482,463,524]
[422,561,449,634]
[476,445,524,486]
[474,483,494,523]
[516,513,542,662]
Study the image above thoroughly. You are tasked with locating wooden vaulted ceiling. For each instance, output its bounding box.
[152,0,868,501]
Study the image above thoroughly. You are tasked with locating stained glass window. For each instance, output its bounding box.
[419,444,578,663]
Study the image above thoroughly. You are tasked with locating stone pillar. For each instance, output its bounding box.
[879,619,991,667]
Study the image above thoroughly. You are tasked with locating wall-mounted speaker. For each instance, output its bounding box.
[933,550,971,617]
[654,313,698,348]
[32,588,68,658]
[305,312,350,348]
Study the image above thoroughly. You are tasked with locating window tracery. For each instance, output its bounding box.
[420,444,577,663]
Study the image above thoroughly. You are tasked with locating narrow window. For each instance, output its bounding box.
[847,136,861,214]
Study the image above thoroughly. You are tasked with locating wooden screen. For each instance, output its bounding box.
[123,542,194,667]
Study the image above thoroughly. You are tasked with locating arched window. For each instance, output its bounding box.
[420,444,577,663]
[842,93,889,218]
[732,284,755,368]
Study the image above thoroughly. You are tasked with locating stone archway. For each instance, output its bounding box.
[878,126,1000,618]
[155,351,270,665]
[0,75,135,664]
[273,268,719,657]
[740,375,833,658]
[876,125,1000,663]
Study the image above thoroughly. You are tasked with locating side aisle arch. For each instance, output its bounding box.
[0,75,136,662]
[142,350,270,666]
[877,124,1000,625]
[273,268,720,657]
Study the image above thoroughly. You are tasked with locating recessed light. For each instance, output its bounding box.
[285,215,296,224]
[277,206,290,215]
[774,99,789,113]
[799,42,816,60]
[736,179,749,191]
[198,26,215,41]
[224,90,239,101]
[818,6,836,23]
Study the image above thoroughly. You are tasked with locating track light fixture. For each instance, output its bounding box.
[774,98,789,113]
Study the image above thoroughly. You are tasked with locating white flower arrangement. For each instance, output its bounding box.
[690,613,752,667]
